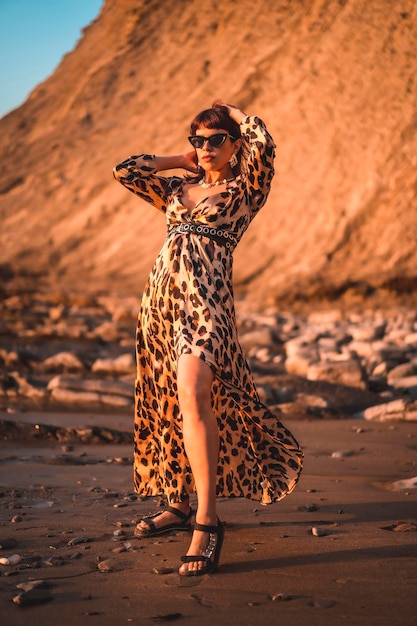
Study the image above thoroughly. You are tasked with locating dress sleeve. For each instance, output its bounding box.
[113,154,180,214]
[239,116,276,215]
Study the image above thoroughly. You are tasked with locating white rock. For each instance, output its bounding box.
[349,325,382,342]
[285,348,318,377]
[285,334,319,358]
[307,310,342,324]
[372,361,389,376]
[390,476,417,491]
[100,394,132,407]
[307,359,366,389]
[92,353,135,374]
[359,399,407,421]
[331,450,354,459]
[10,372,45,399]
[404,332,417,346]
[40,351,84,371]
[296,393,330,408]
[389,375,417,390]
[47,375,132,397]
[348,340,377,359]
[0,554,21,565]
[92,321,121,342]
[50,388,101,404]
[387,363,417,381]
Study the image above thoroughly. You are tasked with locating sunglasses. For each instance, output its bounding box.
[188,133,236,149]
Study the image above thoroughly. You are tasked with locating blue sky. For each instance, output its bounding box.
[0,0,102,118]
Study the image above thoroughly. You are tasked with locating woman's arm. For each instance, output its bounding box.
[239,115,276,214]
[148,152,199,173]
[113,151,199,212]
[213,101,275,213]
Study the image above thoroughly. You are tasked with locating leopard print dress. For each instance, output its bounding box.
[113,115,303,505]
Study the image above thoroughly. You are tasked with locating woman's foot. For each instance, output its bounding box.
[134,502,193,538]
[178,519,224,576]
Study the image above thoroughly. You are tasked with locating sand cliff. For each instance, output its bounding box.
[1,0,416,306]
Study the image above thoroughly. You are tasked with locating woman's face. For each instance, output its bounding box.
[192,127,241,173]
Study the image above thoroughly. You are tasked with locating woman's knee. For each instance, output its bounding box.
[177,355,213,416]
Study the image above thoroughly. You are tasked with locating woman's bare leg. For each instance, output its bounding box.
[177,353,219,574]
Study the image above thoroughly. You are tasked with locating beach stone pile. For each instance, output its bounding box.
[1,290,417,422]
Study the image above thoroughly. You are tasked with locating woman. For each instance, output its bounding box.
[113,101,303,576]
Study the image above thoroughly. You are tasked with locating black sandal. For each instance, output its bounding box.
[179,519,224,576]
[134,505,193,538]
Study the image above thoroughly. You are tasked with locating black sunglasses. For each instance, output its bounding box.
[188,133,236,149]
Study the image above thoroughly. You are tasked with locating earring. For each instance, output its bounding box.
[229,153,238,168]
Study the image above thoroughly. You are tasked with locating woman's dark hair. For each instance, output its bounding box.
[190,104,241,140]
[189,103,246,177]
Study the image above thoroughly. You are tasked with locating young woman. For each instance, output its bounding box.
[113,101,303,576]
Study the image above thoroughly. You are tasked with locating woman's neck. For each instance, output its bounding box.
[203,165,234,185]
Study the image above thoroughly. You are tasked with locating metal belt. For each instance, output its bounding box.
[168,222,238,250]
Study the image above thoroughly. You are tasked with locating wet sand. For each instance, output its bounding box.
[1,411,416,626]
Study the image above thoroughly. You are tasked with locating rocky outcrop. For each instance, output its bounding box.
[1,290,417,422]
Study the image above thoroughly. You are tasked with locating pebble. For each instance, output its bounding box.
[271,593,292,601]
[16,579,51,591]
[304,503,317,512]
[311,526,327,537]
[97,559,123,572]
[67,536,91,546]
[44,556,66,566]
[0,554,21,565]
[312,598,336,609]
[331,450,355,459]
[382,521,417,532]
[390,476,417,491]
[13,589,53,607]
[152,567,175,575]
[151,614,183,622]
[112,546,127,553]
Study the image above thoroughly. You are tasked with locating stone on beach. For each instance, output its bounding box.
[91,353,135,374]
[38,351,84,372]
[307,358,366,389]
[0,553,21,565]
[97,558,124,572]
[47,375,133,407]
[357,399,417,422]
[13,589,54,607]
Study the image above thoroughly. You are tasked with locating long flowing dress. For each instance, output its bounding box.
[113,115,303,505]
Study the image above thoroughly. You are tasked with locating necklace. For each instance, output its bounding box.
[198,177,235,188]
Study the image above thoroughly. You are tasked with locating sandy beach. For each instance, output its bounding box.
[1,410,416,626]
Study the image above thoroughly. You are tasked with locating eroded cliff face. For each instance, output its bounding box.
[1,0,416,307]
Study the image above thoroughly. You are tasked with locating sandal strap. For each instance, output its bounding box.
[194,522,219,533]
[165,505,192,522]
[181,555,210,563]
[141,517,157,532]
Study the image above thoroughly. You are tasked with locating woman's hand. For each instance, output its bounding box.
[212,100,247,123]
[181,150,200,173]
